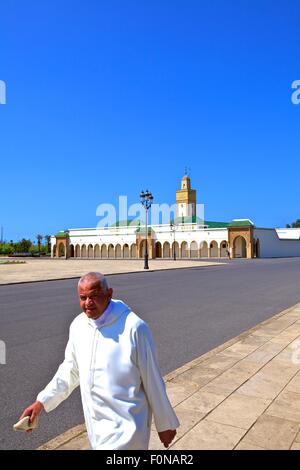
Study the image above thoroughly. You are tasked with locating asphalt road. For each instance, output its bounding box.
[1,257,300,450]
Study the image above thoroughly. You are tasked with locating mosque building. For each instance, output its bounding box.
[51,175,300,260]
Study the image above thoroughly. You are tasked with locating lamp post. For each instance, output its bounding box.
[140,190,154,270]
[170,222,178,261]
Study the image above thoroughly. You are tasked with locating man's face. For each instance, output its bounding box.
[78,280,113,320]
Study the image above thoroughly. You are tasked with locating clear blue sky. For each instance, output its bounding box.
[1,0,299,241]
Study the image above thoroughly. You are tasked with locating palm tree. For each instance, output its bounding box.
[44,235,51,253]
[36,234,43,253]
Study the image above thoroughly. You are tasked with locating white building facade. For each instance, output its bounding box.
[51,176,300,260]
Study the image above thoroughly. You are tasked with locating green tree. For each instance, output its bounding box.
[0,242,14,255]
[36,234,43,253]
[286,219,300,228]
[44,235,51,253]
[15,238,32,253]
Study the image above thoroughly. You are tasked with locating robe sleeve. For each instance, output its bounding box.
[36,326,79,412]
[136,322,180,433]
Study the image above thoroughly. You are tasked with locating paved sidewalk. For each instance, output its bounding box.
[38,303,300,450]
[0,258,222,285]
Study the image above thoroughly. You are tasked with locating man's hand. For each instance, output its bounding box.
[19,401,44,433]
[158,429,177,448]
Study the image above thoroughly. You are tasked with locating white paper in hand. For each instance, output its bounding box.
[13,416,39,432]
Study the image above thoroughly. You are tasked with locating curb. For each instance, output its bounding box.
[0,262,224,287]
[37,425,87,450]
[37,301,300,450]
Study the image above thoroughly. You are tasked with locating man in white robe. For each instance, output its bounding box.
[19,272,179,450]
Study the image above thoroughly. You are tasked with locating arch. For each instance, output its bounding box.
[172,241,179,259]
[52,244,57,257]
[139,240,147,258]
[190,241,198,258]
[131,243,137,258]
[163,241,170,258]
[88,244,94,258]
[101,244,107,258]
[155,242,162,258]
[94,244,100,258]
[69,244,75,258]
[108,244,114,258]
[181,241,188,258]
[81,244,87,258]
[220,240,228,258]
[123,244,129,258]
[75,244,80,258]
[210,240,218,257]
[115,244,122,258]
[254,238,260,258]
[200,241,208,258]
[233,236,247,258]
[58,243,65,258]
[256,239,260,258]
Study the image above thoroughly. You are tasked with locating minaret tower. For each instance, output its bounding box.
[176,171,196,219]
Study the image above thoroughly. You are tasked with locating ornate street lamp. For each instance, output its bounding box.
[140,190,154,269]
[170,221,178,261]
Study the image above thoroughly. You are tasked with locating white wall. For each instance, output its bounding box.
[51,224,229,254]
[147,224,228,247]
[51,226,300,259]
[68,227,137,248]
[254,229,300,258]
[276,228,300,240]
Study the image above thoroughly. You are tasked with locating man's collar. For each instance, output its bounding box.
[92,300,113,328]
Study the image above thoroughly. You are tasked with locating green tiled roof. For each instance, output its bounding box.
[135,226,154,234]
[171,217,229,228]
[228,219,254,227]
[110,219,142,227]
[171,216,204,224]
[204,220,229,228]
[55,231,68,237]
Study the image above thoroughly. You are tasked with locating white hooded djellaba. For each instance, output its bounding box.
[37,299,179,449]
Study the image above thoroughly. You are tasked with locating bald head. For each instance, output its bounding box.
[78,272,110,292]
[78,272,113,320]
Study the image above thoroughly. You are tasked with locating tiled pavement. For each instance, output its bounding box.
[38,303,300,450]
[0,258,222,285]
